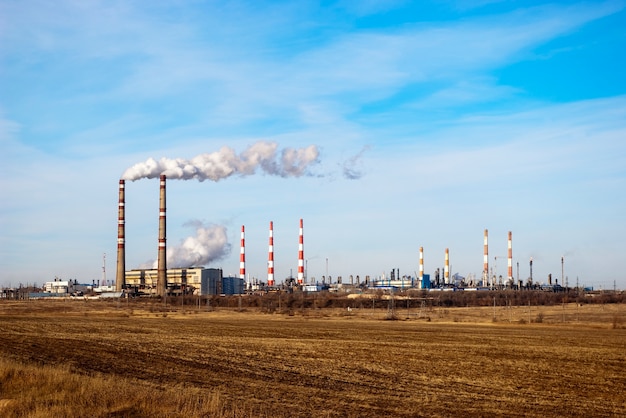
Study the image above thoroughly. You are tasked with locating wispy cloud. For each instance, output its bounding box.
[342,145,371,180]
[4,1,617,129]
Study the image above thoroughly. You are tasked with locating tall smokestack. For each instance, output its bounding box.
[157,175,167,296]
[115,180,125,292]
[102,253,107,287]
[507,231,513,283]
[561,256,564,289]
[483,229,489,286]
[240,225,246,279]
[444,248,450,285]
[267,221,275,286]
[419,246,424,282]
[297,218,304,285]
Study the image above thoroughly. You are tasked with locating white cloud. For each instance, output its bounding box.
[7,0,614,116]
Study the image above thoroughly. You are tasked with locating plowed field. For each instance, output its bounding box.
[1,300,624,417]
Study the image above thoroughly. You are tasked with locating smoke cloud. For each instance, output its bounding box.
[122,141,320,181]
[342,145,370,180]
[149,221,231,269]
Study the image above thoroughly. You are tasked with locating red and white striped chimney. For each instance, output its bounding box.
[115,179,125,292]
[157,175,167,296]
[267,221,275,286]
[483,229,489,286]
[419,246,424,282]
[240,225,246,280]
[507,231,513,282]
[444,248,450,285]
[297,218,304,285]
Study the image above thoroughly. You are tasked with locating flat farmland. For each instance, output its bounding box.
[0,300,624,417]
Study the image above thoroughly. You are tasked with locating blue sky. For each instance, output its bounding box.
[1,0,625,289]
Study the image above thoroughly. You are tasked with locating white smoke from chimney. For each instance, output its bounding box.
[280,145,321,177]
[147,221,231,268]
[121,141,320,181]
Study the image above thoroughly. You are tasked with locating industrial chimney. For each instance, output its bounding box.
[297,218,304,285]
[157,175,167,296]
[444,248,450,285]
[115,179,125,292]
[419,246,424,284]
[240,225,246,280]
[483,229,489,286]
[507,231,513,283]
[267,221,275,286]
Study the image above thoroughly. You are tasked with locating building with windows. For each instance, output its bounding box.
[125,268,222,296]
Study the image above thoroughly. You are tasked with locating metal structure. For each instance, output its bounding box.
[102,253,106,287]
[561,256,565,288]
[493,255,505,287]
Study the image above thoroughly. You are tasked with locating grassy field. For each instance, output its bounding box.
[0,299,624,417]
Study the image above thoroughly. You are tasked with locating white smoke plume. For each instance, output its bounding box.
[122,141,320,181]
[150,221,231,268]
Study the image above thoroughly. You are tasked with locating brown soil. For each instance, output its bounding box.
[1,300,624,417]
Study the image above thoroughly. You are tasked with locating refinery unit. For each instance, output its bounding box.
[107,175,586,298]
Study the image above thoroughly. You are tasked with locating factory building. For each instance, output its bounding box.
[371,270,416,290]
[222,276,245,295]
[125,268,223,296]
[43,278,75,294]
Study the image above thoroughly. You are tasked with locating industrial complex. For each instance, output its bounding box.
[1,175,595,300]
[106,175,584,298]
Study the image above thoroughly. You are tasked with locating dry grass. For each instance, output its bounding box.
[0,359,249,417]
[0,300,625,417]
